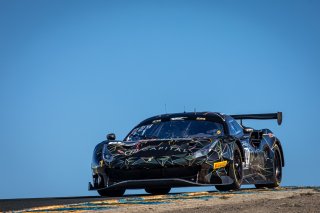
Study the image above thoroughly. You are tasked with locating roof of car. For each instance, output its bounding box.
[137,112,228,127]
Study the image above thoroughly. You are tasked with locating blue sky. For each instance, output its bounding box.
[0,0,319,199]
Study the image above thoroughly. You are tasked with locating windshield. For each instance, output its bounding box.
[125,120,224,141]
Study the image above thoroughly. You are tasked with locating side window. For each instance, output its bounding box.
[228,120,243,136]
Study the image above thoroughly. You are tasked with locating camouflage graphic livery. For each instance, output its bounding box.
[89,112,284,196]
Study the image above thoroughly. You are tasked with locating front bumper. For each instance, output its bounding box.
[88,176,234,191]
[89,161,233,191]
[90,139,235,191]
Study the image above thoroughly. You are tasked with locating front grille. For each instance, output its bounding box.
[107,166,200,181]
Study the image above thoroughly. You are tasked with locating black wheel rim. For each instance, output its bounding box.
[234,150,242,181]
[274,151,282,182]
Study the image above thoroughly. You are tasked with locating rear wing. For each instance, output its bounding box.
[230,112,282,125]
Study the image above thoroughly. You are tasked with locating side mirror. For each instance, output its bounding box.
[107,133,116,140]
[243,127,254,134]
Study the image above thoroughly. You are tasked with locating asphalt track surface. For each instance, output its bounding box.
[0,195,131,212]
[1,187,318,212]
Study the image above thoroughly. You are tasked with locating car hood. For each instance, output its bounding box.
[104,137,219,158]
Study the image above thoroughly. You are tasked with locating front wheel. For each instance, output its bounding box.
[98,188,126,197]
[145,187,171,195]
[215,143,243,191]
[255,144,282,189]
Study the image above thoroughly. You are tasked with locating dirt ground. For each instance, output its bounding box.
[113,187,320,213]
[8,187,320,212]
[166,190,320,213]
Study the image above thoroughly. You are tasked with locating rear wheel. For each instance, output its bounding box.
[255,144,282,189]
[215,144,243,191]
[145,187,171,195]
[98,188,126,197]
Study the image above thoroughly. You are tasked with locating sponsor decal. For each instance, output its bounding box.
[213,160,228,170]
[117,149,125,154]
[171,117,188,120]
[124,146,188,156]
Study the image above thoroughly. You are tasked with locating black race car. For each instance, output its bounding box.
[89,112,284,196]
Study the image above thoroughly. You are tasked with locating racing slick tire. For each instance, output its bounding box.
[215,143,243,191]
[145,187,171,195]
[97,188,126,197]
[255,144,282,189]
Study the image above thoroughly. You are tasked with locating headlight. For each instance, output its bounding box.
[193,140,218,158]
[102,144,114,162]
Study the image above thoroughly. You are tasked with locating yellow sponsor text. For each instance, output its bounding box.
[213,160,228,170]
